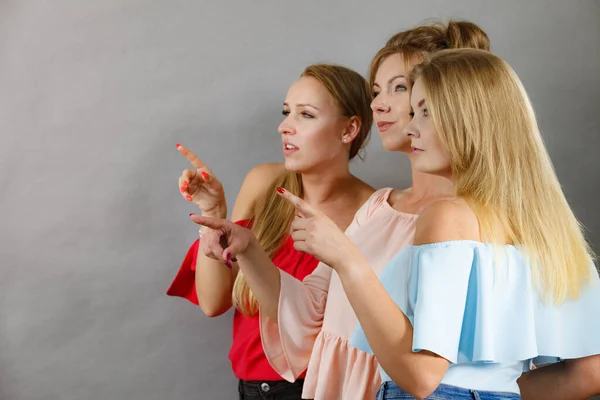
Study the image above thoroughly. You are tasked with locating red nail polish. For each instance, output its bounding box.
[226,253,231,262]
[185,195,193,201]
[276,187,285,194]
[180,186,186,193]
[183,181,188,188]
[176,143,181,148]
[189,213,195,216]
[201,171,209,180]
[224,262,232,269]
[231,257,237,262]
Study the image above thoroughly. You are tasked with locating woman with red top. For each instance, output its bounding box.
[167,63,375,399]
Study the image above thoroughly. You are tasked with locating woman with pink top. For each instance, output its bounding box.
[189,20,600,400]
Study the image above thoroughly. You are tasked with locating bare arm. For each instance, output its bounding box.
[333,201,477,399]
[234,239,284,322]
[195,163,285,317]
[518,356,600,400]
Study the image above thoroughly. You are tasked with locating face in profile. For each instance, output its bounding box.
[278,76,353,173]
[404,78,451,177]
[371,53,414,153]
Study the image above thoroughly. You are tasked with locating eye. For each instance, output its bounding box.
[281,110,290,116]
[372,91,380,98]
[301,112,314,119]
[394,84,407,92]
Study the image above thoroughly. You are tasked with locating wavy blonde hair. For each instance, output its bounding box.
[409,48,594,303]
[369,19,490,89]
[232,64,373,316]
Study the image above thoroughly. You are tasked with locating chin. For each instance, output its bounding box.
[383,139,412,153]
[283,159,307,172]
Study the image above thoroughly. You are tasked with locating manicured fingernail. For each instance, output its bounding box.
[183,181,189,188]
[185,195,193,201]
[189,213,195,216]
[226,253,231,262]
[176,143,181,148]
[231,257,237,262]
[201,171,209,180]
[224,262,232,269]
[180,186,186,193]
[276,187,285,194]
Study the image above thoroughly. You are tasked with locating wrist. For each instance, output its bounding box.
[201,206,227,219]
[236,234,260,259]
[336,254,369,278]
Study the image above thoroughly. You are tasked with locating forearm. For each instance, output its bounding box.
[236,241,282,322]
[194,208,234,317]
[337,261,448,399]
[194,245,235,317]
[518,357,600,400]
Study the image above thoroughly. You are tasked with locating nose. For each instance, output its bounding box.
[370,95,390,114]
[278,117,296,136]
[404,119,419,138]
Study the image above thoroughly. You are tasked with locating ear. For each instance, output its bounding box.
[342,116,361,144]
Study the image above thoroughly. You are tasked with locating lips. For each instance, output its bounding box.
[283,142,299,155]
[376,121,395,132]
[411,146,424,152]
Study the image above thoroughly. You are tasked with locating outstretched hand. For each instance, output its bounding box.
[276,187,362,270]
[177,144,226,218]
[189,214,256,268]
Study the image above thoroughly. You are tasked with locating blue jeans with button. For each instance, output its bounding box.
[377,381,521,400]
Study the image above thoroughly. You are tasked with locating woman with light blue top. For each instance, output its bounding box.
[270,48,600,399]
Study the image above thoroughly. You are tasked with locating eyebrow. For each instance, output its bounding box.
[283,102,320,110]
[373,74,406,88]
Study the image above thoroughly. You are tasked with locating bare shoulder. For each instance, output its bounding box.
[352,177,377,205]
[413,198,480,245]
[231,163,286,220]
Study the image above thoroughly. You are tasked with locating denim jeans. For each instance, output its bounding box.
[238,379,307,400]
[376,381,521,400]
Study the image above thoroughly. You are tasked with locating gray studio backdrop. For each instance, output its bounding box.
[1,1,598,399]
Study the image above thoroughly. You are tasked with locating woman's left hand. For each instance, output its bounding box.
[276,187,362,271]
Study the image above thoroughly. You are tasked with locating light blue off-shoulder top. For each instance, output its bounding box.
[349,240,600,394]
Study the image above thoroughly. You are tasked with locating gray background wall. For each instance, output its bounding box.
[0,1,598,399]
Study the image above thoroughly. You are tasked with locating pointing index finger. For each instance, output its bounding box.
[177,144,210,172]
[276,187,318,218]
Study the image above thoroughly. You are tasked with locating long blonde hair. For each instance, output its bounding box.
[232,64,373,316]
[409,48,594,303]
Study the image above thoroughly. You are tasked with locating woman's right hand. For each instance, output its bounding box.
[190,214,257,267]
[177,144,226,218]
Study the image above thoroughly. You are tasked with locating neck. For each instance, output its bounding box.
[299,164,354,205]
[408,167,455,200]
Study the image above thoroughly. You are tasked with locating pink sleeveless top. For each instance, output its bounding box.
[259,188,419,399]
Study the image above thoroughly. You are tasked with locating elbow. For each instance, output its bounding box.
[197,295,232,317]
[390,370,443,400]
[199,303,229,318]
[409,379,441,400]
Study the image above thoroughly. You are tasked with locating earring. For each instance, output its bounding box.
[342,137,348,143]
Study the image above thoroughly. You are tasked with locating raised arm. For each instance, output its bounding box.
[188,155,284,317]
